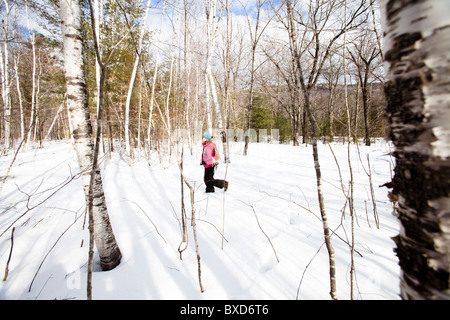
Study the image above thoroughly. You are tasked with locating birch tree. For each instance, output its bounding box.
[348,29,381,146]
[25,0,39,147]
[243,0,271,156]
[13,54,25,141]
[93,0,103,153]
[285,0,337,299]
[147,0,166,153]
[1,0,13,153]
[204,0,223,134]
[124,0,150,157]
[381,0,450,299]
[60,0,122,272]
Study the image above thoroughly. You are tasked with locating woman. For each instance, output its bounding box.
[201,132,229,193]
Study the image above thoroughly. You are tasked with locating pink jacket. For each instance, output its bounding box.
[202,141,219,168]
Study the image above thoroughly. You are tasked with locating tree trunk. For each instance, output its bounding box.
[243,3,258,156]
[205,0,223,135]
[349,44,380,146]
[2,0,12,153]
[147,0,167,153]
[125,0,150,157]
[362,80,370,146]
[60,0,121,271]
[286,0,337,299]
[382,0,450,299]
[14,56,25,141]
[25,0,38,147]
[93,0,104,155]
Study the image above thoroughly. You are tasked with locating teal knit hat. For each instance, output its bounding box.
[202,132,212,140]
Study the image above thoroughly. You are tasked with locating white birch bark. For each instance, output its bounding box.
[60,0,121,271]
[166,56,174,154]
[125,0,150,156]
[204,0,223,134]
[14,56,25,141]
[93,0,104,154]
[25,0,37,147]
[45,95,67,141]
[183,0,192,152]
[2,0,12,153]
[33,59,42,143]
[381,0,450,300]
[147,0,166,151]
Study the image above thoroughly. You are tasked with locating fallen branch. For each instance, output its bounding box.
[0,170,83,239]
[121,199,167,244]
[190,217,229,244]
[296,241,325,299]
[29,209,84,292]
[240,200,279,263]
[2,227,15,281]
[260,188,363,258]
[259,188,321,222]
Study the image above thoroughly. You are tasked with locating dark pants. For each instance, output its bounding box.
[204,166,225,193]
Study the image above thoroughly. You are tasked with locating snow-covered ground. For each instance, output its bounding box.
[0,139,400,300]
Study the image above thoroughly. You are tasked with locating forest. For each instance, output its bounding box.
[0,0,384,155]
[1,0,449,301]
